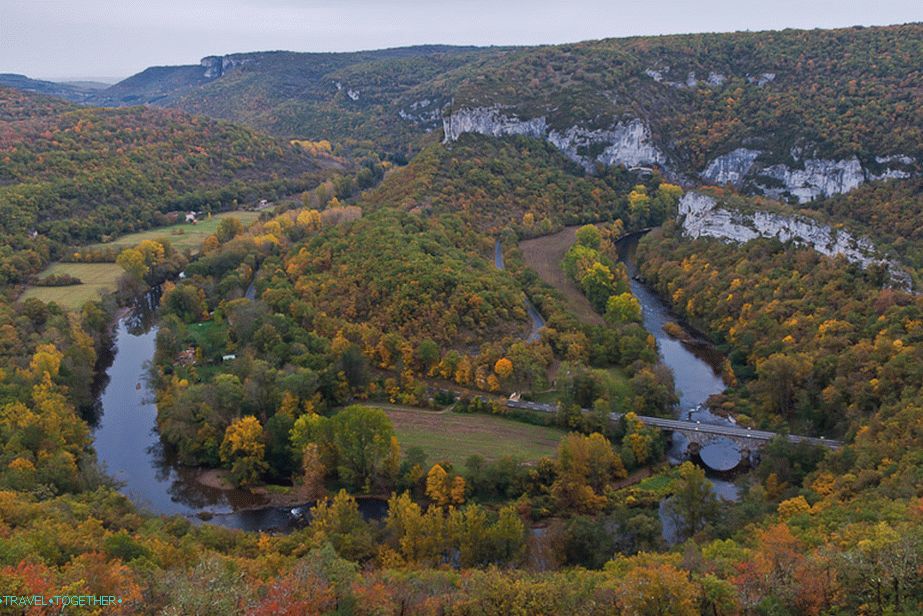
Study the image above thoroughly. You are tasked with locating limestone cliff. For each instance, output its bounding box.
[701,150,916,203]
[677,192,912,290]
[442,107,666,171]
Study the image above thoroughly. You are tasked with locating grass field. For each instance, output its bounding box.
[20,262,124,308]
[21,210,261,310]
[87,210,262,252]
[381,407,565,467]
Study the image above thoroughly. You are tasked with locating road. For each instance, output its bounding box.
[505,400,843,449]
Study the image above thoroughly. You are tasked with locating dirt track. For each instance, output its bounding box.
[520,227,605,326]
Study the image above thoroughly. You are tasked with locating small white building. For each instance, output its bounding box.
[185,211,198,223]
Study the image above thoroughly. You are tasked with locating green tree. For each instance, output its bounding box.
[216,217,244,243]
[330,406,398,491]
[575,224,602,249]
[605,292,642,324]
[666,462,719,541]
[309,490,375,562]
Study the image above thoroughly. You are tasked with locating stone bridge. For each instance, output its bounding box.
[505,399,842,451]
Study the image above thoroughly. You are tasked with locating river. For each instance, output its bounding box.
[617,232,742,543]
[92,295,385,532]
[616,233,743,470]
[94,233,738,535]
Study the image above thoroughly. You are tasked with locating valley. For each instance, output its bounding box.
[0,16,921,615]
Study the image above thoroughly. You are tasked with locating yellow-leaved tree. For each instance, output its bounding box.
[220,416,268,487]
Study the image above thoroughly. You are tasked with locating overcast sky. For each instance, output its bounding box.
[2,0,921,82]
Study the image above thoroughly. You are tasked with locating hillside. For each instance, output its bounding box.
[92,46,504,156]
[0,86,340,283]
[58,24,921,201]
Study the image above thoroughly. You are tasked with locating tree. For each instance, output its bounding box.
[563,515,616,569]
[666,462,718,541]
[605,292,642,324]
[296,209,322,232]
[552,432,626,512]
[426,464,450,506]
[450,475,467,505]
[615,562,700,616]
[116,248,146,281]
[754,353,810,418]
[219,416,268,487]
[309,490,375,562]
[493,357,513,380]
[416,339,440,374]
[216,217,244,243]
[580,262,616,312]
[299,443,326,501]
[575,224,602,249]
[330,406,397,491]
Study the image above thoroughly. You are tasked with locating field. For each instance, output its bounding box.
[20,262,124,308]
[21,210,261,310]
[380,406,566,467]
[520,226,605,326]
[87,210,262,251]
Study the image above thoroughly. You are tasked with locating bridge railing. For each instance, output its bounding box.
[504,399,842,449]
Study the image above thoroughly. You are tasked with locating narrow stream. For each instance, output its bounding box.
[495,240,545,342]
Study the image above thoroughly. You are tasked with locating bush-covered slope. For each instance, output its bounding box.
[77,25,923,176]
[0,86,339,282]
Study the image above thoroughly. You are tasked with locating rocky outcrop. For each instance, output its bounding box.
[200,55,252,79]
[442,107,548,142]
[677,192,912,290]
[701,150,917,202]
[443,107,666,171]
[644,68,727,89]
[701,148,761,187]
[756,157,865,203]
[747,72,776,86]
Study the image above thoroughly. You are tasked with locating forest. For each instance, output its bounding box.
[0,86,342,285]
[0,20,921,616]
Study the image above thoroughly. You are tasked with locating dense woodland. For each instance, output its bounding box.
[0,22,920,616]
[68,24,923,175]
[0,86,340,284]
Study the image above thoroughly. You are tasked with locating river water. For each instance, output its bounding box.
[93,298,385,532]
[94,234,738,534]
[617,233,741,542]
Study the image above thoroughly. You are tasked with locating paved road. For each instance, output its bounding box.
[505,400,842,449]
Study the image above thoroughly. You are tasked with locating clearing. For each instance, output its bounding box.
[381,406,565,467]
[520,226,605,326]
[22,210,261,310]
[87,210,261,252]
[20,262,124,308]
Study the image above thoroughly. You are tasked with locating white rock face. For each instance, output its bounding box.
[702,148,762,187]
[200,55,251,79]
[443,107,666,170]
[678,192,911,290]
[702,150,917,200]
[442,107,548,142]
[747,72,776,86]
[757,157,865,203]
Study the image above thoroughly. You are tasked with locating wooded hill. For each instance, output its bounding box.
[25,24,919,173]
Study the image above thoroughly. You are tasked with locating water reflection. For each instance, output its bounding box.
[91,295,341,532]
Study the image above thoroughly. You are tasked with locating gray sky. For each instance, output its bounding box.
[2,0,921,82]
